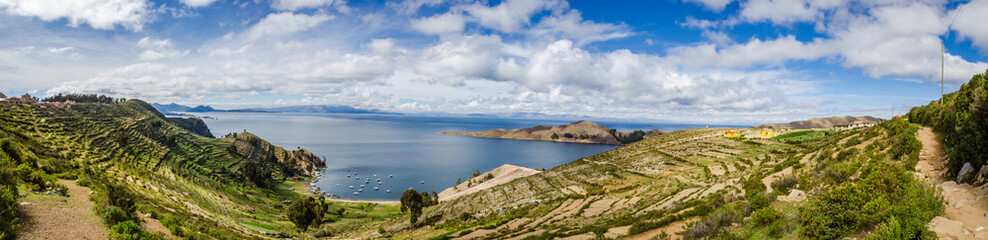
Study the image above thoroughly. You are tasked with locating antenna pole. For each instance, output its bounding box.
[941,39,945,104]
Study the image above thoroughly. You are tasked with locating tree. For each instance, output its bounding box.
[456,178,461,185]
[287,197,324,233]
[472,169,480,178]
[400,189,424,225]
[551,133,559,139]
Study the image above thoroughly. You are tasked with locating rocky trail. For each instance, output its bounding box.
[916,127,988,239]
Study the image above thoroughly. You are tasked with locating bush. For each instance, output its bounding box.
[109,221,164,240]
[101,206,133,226]
[770,175,798,195]
[0,187,18,240]
[750,207,781,226]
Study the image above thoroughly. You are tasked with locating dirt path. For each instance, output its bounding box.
[916,127,988,239]
[17,179,108,240]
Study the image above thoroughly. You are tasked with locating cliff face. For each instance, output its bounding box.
[755,116,880,129]
[440,120,664,145]
[166,117,214,138]
[225,132,326,177]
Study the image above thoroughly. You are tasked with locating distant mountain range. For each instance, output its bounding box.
[150,103,396,115]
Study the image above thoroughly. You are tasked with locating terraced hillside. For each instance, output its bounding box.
[0,100,330,238]
[368,120,942,240]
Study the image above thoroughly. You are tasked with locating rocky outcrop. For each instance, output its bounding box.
[166,117,214,138]
[755,116,880,129]
[440,120,663,145]
[225,132,326,177]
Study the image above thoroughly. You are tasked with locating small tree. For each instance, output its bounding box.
[472,170,480,178]
[400,189,424,225]
[287,197,324,234]
[551,132,559,139]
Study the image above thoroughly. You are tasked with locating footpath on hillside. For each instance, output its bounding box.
[916,127,988,239]
[17,179,108,240]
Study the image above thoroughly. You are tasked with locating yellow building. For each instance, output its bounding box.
[760,129,774,137]
[724,130,739,138]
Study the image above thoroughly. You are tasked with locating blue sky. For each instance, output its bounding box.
[1,0,987,124]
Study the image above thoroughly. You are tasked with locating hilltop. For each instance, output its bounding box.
[755,116,880,129]
[440,120,664,145]
[0,98,336,239]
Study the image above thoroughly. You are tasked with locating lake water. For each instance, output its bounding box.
[202,113,739,200]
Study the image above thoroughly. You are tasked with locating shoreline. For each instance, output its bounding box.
[300,173,401,205]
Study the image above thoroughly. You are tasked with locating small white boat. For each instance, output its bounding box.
[349,185,353,189]
[386,189,391,193]
[420,180,425,184]
[358,188,363,192]
[353,192,359,195]
[378,182,382,185]
[360,184,365,188]
[373,174,377,177]
[389,175,393,178]
[336,184,340,186]
[374,187,379,190]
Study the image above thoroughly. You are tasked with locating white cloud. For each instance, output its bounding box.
[136,37,189,61]
[0,0,149,31]
[739,0,821,24]
[389,0,449,15]
[667,35,832,68]
[529,10,631,46]
[272,0,349,12]
[950,0,988,52]
[463,0,566,33]
[683,0,733,12]
[247,12,333,39]
[415,35,502,85]
[180,0,219,8]
[411,12,465,35]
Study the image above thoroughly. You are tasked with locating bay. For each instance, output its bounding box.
[202,112,739,200]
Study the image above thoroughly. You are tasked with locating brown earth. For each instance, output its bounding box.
[17,180,107,240]
[916,127,988,239]
[438,164,541,202]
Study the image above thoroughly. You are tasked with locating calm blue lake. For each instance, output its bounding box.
[202,113,739,200]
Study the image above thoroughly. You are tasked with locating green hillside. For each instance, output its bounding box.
[0,99,333,239]
[363,120,940,239]
[908,70,988,181]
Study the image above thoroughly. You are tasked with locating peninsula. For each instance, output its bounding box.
[440,120,664,145]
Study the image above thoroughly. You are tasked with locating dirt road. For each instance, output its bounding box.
[17,180,107,240]
[916,127,988,239]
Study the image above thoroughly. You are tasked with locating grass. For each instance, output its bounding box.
[771,130,827,142]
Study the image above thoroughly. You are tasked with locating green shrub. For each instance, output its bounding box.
[0,187,18,240]
[770,175,798,195]
[750,207,780,226]
[109,221,164,240]
[101,206,133,226]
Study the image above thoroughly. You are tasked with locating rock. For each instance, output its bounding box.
[958,162,975,183]
[929,216,967,240]
[19,202,31,205]
[976,165,988,185]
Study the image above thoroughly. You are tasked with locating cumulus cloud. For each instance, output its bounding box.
[0,0,149,31]
[950,0,988,52]
[411,12,465,35]
[136,37,189,61]
[179,0,219,8]
[247,12,333,39]
[683,0,734,12]
[529,10,631,46]
[272,0,350,13]
[463,0,566,33]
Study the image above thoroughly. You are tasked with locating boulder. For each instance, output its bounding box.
[957,162,975,183]
[976,165,988,185]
